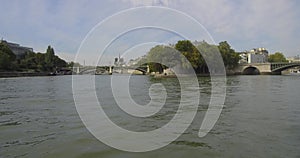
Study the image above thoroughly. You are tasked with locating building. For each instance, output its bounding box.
[127,55,147,66]
[286,55,300,63]
[238,52,248,64]
[0,39,33,59]
[239,47,269,64]
[114,54,126,67]
[247,53,267,63]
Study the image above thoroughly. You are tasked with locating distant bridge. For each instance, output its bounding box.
[270,62,300,72]
[73,65,149,75]
[236,62,300,75]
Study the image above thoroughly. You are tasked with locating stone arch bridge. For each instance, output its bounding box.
[235,62,300,75]
[73,65,149,75]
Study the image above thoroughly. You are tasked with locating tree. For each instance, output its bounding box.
[35,52,46,71]
[145,40,240,74]
[19,51,38,70]
[45,45,55,71]
[54,55,67,68]
[175,40,203,70]
[147,45,180,73]
[218,41,240,69]
[0,52,11,70]
[268,52,287,62]
[18,46,67,72]
[175,40,195,52]
[0,42,68,72]
[67,61,81,67]
[0,42,16,70]
[196,41,219,73]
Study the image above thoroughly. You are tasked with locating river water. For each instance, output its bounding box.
[0,75,299,158]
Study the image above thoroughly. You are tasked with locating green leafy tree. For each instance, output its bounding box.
[45,45,55,71]
[175,40,195,52]
[147,45,180,73]
[218,41,240,69]
[54,55,67,68]
[196,41,219,73]
[268,52,287,62]
[0,52,11,70]
[147,45,167,73]
[145,40,240,74]
[0,42,16,70]
[18,46,67,72]
[0,42,67,72]
[35,52,46,71]
[67,61,81,67]
[175,40,202,70]
[19,51,38,70]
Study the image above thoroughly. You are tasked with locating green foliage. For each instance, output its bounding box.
[19,51,38,70]
[35,52,46,71]
[45,45,56,71]
[67,61,81,67]
[0,43,68,72]
[145,40,240,74]
[268,52,287,62]
[54,55,67,68]
[0,52,11,70]
[196,41,220,73]
[147,45,180,73]
[218,41,240,69]
[175,40,196,52]
[19,51,67,72]
[0,42,16,70]
[175,40,202,70]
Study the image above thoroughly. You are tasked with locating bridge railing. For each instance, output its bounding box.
[270,62,300,71]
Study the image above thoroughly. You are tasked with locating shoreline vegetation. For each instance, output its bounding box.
[144,40,240,75]
[0,41,78,78]
[0,72,51,78]
[1,40,289,78]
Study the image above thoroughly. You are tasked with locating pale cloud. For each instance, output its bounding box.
[56,52,75,63]
[121,0,170,6]
[122,0,299,54]
[74,6,214,65]
[1,0,300,63]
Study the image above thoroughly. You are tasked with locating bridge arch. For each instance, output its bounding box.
[133,67,147,74]
[242,66,260,75]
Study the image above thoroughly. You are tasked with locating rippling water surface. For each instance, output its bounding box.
[0,75,299,158]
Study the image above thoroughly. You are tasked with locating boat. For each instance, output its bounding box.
[286,69,300,76]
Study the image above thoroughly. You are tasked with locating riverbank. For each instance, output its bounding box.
[1,71,284,78]
[151,71,244,78]
[0,72,53,78]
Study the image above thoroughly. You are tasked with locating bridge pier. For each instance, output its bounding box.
[146,65,150,74]
[109,66,112,75]
[270,71,281,75]
[76,67,80,74]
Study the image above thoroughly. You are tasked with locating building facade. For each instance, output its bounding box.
[286,56,300,63]
[239,47,269,64]
[0,39,33,59]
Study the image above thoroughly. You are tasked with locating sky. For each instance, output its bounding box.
[1,0,300,65]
